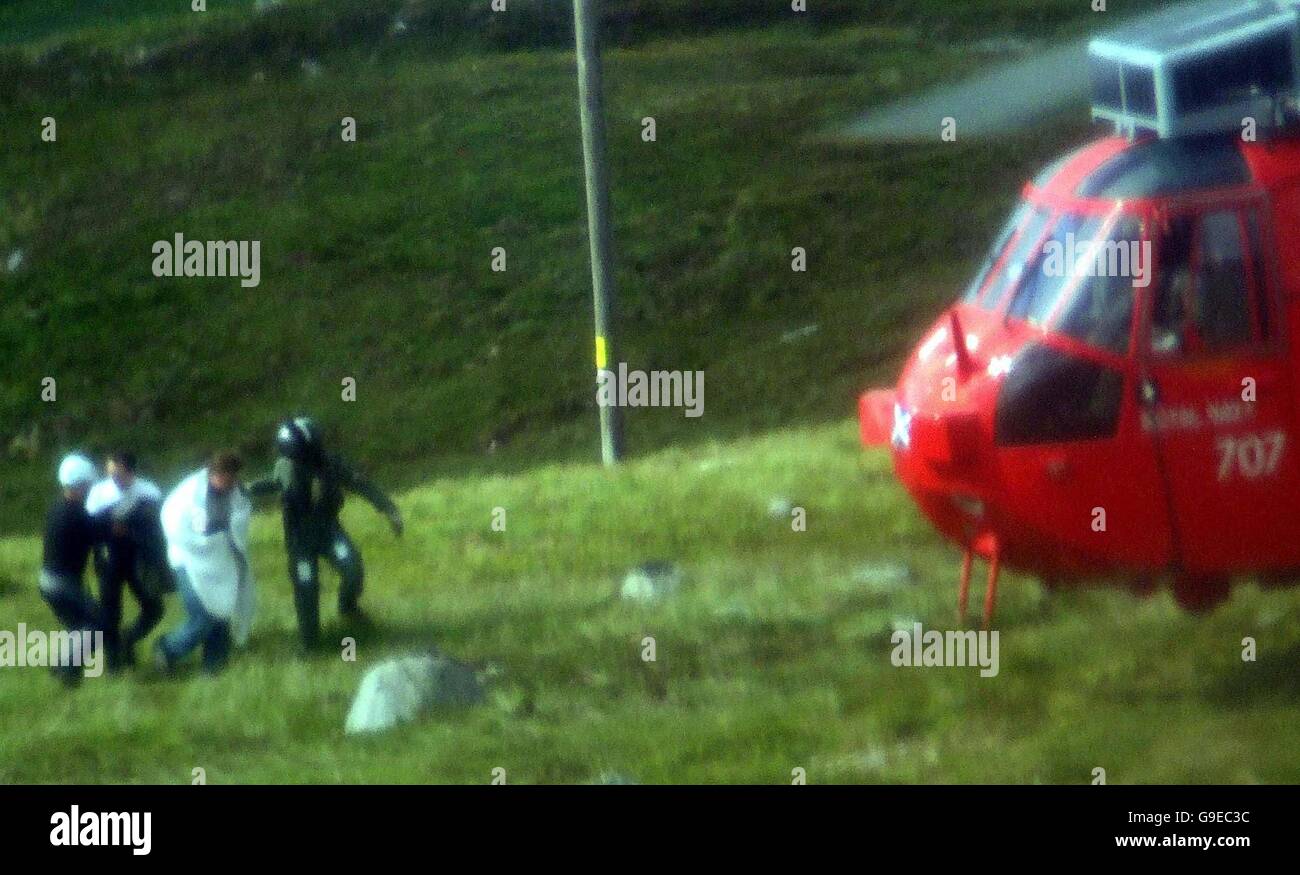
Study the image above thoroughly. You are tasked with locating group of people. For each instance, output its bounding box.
[38,417,403,683]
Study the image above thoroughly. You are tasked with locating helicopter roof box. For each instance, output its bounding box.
[1089,0,1300,138]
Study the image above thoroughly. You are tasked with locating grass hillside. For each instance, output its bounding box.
[6,0,1283,786]
[3,425,1299,784]
[0,0,1164,532]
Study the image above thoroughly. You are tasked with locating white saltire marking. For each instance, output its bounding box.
[891,403,913,451]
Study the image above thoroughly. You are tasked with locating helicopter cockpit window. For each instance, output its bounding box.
[1195,211,1253,350]
[1003,213,1140,355]
[964,206,1052,310]
[1151,209,1261,356]
[1151,216,1195,355]
[963,204,1030,305]
[1054,217,1142,355]
[1006,213,1101,325]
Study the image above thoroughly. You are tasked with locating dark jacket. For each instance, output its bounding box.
[94,497,172,594]
[42,498,109,584]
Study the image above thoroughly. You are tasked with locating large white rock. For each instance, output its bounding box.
[345,652,483,735]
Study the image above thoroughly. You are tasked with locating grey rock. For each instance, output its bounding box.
[620,561,682,604]
[596,772,639,785]
[345,652,483,735]
[767,497,795,519]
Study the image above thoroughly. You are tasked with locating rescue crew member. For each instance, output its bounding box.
[248,417,403,648]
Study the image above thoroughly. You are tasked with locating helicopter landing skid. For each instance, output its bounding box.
[958,533,1001,629]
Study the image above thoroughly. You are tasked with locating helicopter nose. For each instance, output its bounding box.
[860,390,984,466]
[858,389,895,447]
[893,403,983,469]
[860,355,1005,625]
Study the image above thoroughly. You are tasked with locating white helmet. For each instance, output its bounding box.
[57,454,97,489]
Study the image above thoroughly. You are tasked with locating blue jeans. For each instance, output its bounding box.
[160,568,231,673]
[39,571,103,679]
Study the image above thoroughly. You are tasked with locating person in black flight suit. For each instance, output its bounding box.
[248,418,403,648]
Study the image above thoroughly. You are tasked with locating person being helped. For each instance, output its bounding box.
[86,451,167,669]
[40,454,111,686]
[249,417,403,649]
[155,451,256,675]
[40,455,111,686]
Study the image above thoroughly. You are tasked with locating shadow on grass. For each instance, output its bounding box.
[1205,642,1300,706]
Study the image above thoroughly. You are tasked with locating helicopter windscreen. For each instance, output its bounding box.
[963,203,1048,308]
[966,201,1143,355]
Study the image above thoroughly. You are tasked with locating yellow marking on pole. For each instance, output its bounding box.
[595,335,608,370]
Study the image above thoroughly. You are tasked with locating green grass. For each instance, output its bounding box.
[2,423,1298,784]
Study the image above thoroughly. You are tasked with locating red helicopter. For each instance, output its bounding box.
[858,0,1300,625]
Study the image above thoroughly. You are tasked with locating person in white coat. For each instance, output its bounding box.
[155,451,256,674]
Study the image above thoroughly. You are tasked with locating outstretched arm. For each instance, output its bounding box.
[337,457,403,535]
[246,458,290,500]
